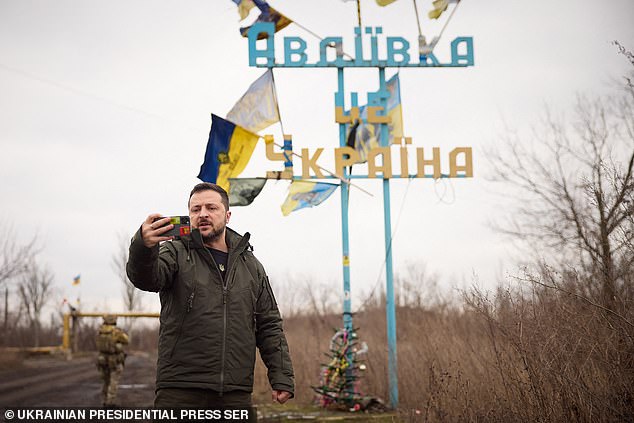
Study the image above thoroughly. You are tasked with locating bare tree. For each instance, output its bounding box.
[394,262,445,309]
[0,222,38,287]
[112,232,140,329]
[18,261,54,347]
[303,277,338,318]
[487,81,634,312]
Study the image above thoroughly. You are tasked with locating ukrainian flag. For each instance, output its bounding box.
[198,114,259,192]
[72,275,81,286]
[281,181,338,216]
[347,73,403,163]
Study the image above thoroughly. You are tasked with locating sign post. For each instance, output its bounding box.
[377,67,399,406]
[337,67,354,333]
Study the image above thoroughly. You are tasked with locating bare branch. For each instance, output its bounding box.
[0,223,40,286]
[112,232,140,330]
[520,274,633,330]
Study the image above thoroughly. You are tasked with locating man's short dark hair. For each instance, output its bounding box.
[189,183,230,211]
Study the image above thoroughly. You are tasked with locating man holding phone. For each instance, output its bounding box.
[126,182,294,412]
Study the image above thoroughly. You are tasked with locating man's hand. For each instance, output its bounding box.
[141,214,174,248]
[272,390,292,404]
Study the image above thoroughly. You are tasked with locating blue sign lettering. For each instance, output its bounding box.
[247,23,474,68]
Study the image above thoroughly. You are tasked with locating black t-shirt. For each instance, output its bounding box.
[207,247,228,281]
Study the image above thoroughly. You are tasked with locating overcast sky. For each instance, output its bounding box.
[1,0,633,318]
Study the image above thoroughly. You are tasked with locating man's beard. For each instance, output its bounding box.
[201,222,225,244]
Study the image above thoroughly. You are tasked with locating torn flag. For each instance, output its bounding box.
[226,70,279,133]
[347,73,403,163]
[228,178,267,206]
[281,181,338,216]
[239,0,292,40]
[231,0,256,20]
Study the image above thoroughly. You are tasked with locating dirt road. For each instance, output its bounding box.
[0,352,155,407]
[0,353,396,421]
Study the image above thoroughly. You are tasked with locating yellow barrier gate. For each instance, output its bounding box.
[62,311,159,352]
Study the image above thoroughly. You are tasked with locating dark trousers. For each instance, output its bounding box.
[155,388,255,422]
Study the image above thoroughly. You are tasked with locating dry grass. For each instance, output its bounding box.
[255,270,634,422]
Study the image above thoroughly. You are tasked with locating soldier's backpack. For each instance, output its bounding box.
[96,325,118,354]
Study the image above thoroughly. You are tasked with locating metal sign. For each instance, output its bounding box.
[248,23,474,68]
[247,22,475,408]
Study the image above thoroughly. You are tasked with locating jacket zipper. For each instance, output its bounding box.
[220,255,243,393]
[203,247,230,395]
[200,237,249,394]
[169,288,196,359]
[220,286,227,395]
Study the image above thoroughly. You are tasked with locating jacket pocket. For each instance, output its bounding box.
[249,286,257,333]
[169,287,196,359]
[264,276,278,310]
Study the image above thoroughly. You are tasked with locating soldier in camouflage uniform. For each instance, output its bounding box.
[96,315,129,407]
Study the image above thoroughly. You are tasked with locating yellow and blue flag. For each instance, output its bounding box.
[198,114,259,192]
[347,73,403,163]
[281,181,338,216]
[384,73,403,142]
[240,0,292,40]
[72,275,81,286]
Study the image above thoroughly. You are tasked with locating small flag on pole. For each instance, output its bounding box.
[281,181,338,216]
[72,275,81,286]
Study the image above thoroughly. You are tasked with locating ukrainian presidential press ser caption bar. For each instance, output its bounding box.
[1,407,254,422]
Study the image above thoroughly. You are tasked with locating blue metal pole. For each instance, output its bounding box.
[337,67,352,333]
[378,67,398,408]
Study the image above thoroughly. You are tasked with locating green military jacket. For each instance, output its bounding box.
[96,324,129,369]
[126,227,294,395]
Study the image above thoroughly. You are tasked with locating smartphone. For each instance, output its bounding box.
[155,216,191,239]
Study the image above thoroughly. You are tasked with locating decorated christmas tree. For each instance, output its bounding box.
[312,327,383,411]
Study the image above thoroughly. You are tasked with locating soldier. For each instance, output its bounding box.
[96,315,129,408]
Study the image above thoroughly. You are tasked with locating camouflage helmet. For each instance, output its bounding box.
[103,314,117,325]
